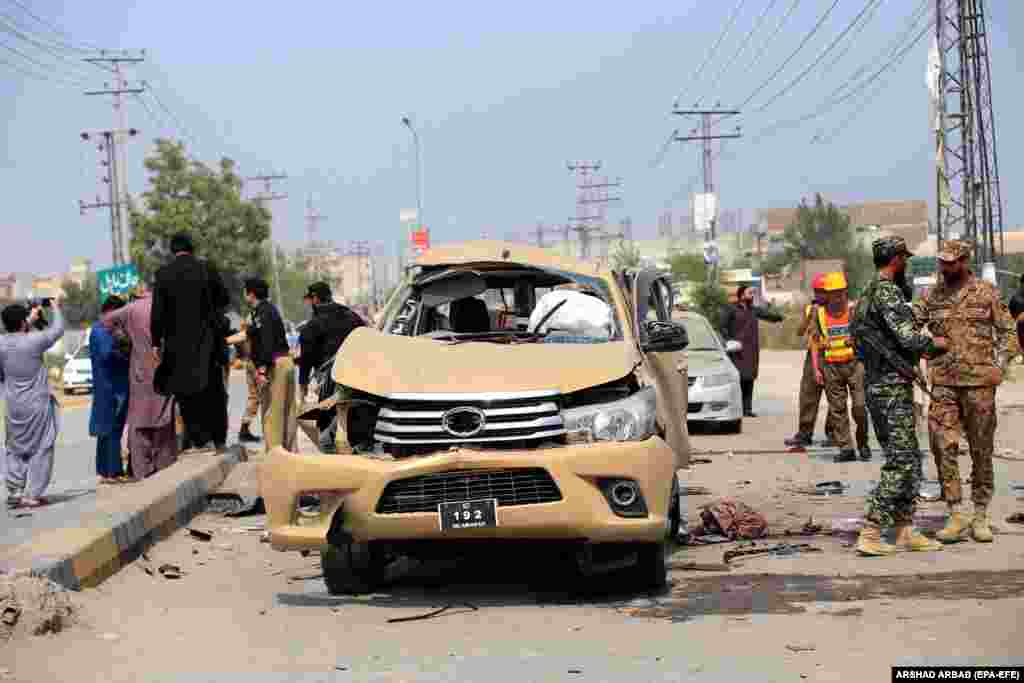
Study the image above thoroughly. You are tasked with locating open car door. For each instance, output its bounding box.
[629,269,691,469]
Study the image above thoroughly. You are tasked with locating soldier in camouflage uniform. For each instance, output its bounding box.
[851,236,949,556]
[913,240,1012,543]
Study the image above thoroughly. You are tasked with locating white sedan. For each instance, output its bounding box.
[676,311,744,433]
[62,341,93,395]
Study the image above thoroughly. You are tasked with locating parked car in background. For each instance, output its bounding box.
[62,339,92,395]
[676,310,743,433]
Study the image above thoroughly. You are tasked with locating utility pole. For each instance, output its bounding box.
[345,241,373,307]
[80,129,138,266]
[935,0,1004,271]
[304,196,329,280]
[245,172,288,309]
[673,106,741,282]
[567,162,622,262]
[84,52,145,264]
[533,222,566,249]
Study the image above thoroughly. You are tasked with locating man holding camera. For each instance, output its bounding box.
[0,298,64,508]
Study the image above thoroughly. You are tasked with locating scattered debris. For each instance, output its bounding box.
[99,632,120,641]
[1,606,20,627]
[685,534,732,545]
[1006,513,1024,525]
[205,493,265,517]
[786,644,816,653]
[733,480,752,487]
[679,485,711,496]
[700,499,768,541]
[387,602,479,624]
[158,564,182,580]
[232,524,265,533]
[214,543,234,552]
[336,665,348,671]
[259,610,267,616]
[260,532,271,543]
[723,543,822,564]
[288,573,324,583]
[568,669,583,675]
[0,576,76,641]
[188,528,213,542]
[691,458,713,465]
[816,481,844,495]
[672,562,732,572]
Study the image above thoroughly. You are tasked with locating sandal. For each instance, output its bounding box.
[19,498,44,508]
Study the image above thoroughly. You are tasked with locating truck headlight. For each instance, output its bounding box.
[701,372,733,389]
[562,386,657,443]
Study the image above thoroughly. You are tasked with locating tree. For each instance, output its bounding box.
[61,274,99,327]
[668,252,706,283]
[692,281,730,332]
[609,240,642,271]
[128,139,272,309]
[778,193,874,297]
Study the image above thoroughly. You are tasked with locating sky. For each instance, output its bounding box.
[1,0,1022,275]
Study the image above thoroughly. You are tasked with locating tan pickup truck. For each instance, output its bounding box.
[260,241,691,594]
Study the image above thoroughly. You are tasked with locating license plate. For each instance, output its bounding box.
[439,499,498,531]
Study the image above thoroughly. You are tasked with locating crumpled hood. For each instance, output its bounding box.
[333,327,639,396]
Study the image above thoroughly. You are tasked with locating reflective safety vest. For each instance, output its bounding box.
[817,306,855,364]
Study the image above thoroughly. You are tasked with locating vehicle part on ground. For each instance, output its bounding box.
[321,542,389,595]
[723,543,822,564]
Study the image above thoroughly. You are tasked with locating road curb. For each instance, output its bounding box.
[6,445,247,591]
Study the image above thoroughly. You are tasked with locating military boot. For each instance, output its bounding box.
[856,522,896,557]
[936,506,971,544]
[858,447,873,462]
[894,525,943,552]
[238,424,261,443]
[834,449,857,463]
[971,507,994,543]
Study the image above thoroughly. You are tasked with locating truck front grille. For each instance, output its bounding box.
[375,468,563,514]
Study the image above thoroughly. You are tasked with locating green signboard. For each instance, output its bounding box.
[97,264,140,299]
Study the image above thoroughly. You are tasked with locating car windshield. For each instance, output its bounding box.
[682,317,721,351]
[382,267,623,343]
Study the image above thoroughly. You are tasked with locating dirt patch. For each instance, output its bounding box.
[620,570,1024,623]
[0,576,78,644]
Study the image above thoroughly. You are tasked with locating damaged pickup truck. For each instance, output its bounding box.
[260,241,691,593]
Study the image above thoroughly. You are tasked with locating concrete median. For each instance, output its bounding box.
[1,445,247,591]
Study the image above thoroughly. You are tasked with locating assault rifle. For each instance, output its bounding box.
[854,331,937,399]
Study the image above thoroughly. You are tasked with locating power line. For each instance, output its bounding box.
[749,0,886,115]
[673,0,750,108]
[702,0,783,104]
[0,53,78,87]
[1,0,102,51]
[141,79,201,152]
[0,16,97,80]
[816,0,890,80]
[732,0,842,111]
[0,37,86,85]
[727,0,803,104]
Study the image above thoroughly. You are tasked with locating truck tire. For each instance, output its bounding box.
[632,542,667,591]
[321,542,386,595]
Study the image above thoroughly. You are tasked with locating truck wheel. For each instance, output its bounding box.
[321,542,385,595]
[631,542,667,591]
[668,476,681,542]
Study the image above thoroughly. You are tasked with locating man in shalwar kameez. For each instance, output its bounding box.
[1,300,65,508]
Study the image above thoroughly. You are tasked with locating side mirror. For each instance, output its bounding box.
[642,321,689,354]
[725,340,743,354]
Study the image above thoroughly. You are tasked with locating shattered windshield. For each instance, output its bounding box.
[382,267,623,343]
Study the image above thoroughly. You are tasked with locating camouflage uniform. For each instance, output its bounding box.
[852,237,941,528]
[912,240,1012,509]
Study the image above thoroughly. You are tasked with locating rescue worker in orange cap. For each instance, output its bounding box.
[784,273,837,449]
[811,272,871,463]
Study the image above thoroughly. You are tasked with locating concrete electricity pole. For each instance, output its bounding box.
[673,106,742,282]
[304,196,329,280]
[567,162,622,261]
[84,52,145,264]
[80,128,138,266]
[245,172,288,309]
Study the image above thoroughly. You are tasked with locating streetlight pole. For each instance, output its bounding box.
[401,116,423,253]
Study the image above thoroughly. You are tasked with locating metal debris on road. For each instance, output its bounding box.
[1006,513,1024,525]
[157,564,182,580]
[387,602,479,624]
[691,458,713,465]
[679,485,711,495]
[1,606,20,627]
[287,573,324,583]
[723,543,822,564]
[786,644,816,653]
[188,528,213,542]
